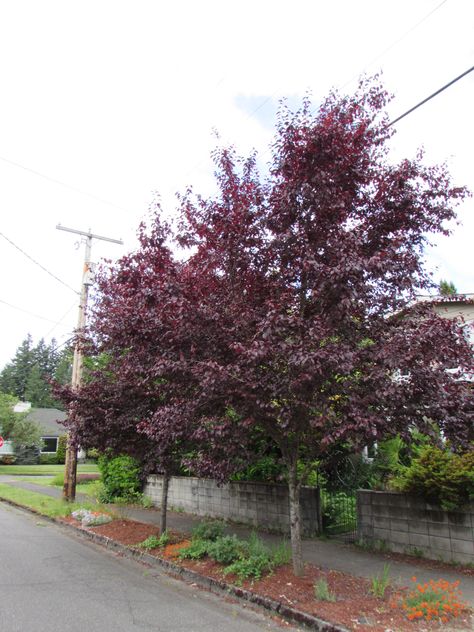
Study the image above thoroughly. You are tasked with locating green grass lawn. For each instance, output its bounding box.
[0,483,102,518]
[13,475,101,500]
[0,463,99,476]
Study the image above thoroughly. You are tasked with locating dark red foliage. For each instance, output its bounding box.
[55,78,473,574]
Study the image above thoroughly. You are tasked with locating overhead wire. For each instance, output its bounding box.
[0,231,79,295]
[387,64,474,127]
[339,0,450,90]
[0,0,453,211]
[0,155,132,214]
[41,301,78,340]
[233,1,453,167]
[0,0,464,345]
[0,298,61,324]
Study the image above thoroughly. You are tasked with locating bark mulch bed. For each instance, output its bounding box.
[65,517,473,632]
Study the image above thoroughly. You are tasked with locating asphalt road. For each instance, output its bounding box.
[0,502,294,632]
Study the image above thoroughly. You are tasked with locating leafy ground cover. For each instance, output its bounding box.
[0,464,99,476]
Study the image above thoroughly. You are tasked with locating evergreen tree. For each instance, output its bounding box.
[0,336,73,407]
[24,364,55,408]
[0,335,34,399]
[439,279,458,296]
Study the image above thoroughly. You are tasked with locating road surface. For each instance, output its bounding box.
[0,501,294,632]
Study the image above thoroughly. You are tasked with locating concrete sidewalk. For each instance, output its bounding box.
[3,475,474,607]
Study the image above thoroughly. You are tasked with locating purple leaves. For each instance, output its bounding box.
[54,77,472,574]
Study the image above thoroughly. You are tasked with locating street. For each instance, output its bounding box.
[0,502,292,632]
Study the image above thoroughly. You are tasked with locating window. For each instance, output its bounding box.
[41,437,58,453]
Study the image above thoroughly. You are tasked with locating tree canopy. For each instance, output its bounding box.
[56,78,473,575]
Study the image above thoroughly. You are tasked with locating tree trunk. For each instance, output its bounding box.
[288,460,304,576]
[160,472,170,534]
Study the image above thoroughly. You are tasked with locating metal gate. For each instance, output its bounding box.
[319,452,373,543]
[320,487,357,542]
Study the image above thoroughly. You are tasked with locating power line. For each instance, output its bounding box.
[0,298,61,324]
[388,64,474,127]
[42,302,78,340]
[0,155,132,214]
[339,0,449,90]
[0,231,78,295]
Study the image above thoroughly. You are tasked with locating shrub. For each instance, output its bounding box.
[393,446,474,511]
[223,533,290,583]
[97,454,141,502]
[191,520,225,542]
[207,535,244,565]
[39,454,58,465]
[86,447,100,461]
[56,435,67,464]
[231,455,285,483]
[179,528,291,583]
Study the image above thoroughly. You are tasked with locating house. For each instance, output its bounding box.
[415,293,474,381]
[25,406,67,455]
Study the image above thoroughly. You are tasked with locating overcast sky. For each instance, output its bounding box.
[0,0,473,370]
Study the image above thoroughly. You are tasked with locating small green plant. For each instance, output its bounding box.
[370,563,391,598]
[191,520,225,542]
[314,578,336,602]
[271,541,292,567]
[141,494,153,509]
[138,531,170,550]
[410,546,425,559]
[178,538,212,560]
[224,552,272,583]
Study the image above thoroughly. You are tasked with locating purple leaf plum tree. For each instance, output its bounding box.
[56,78,473,575]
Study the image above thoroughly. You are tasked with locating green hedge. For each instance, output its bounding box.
[97,454,141,502]
[393,446,474,511]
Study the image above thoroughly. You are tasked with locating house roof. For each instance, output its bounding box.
[26,408,67,437]
[415,293,474,306]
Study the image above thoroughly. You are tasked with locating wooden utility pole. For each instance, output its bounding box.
[57,224,123,501]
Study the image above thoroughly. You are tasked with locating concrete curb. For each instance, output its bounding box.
[0,496,348,632]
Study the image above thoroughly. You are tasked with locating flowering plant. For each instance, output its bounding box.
[394,577,467,623]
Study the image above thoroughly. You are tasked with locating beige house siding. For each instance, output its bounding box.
[431,302,474,322]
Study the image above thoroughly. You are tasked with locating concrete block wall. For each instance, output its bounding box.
[357,490,474,565]
[144,475,321,536]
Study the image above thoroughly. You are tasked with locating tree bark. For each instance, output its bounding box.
[160,472,170,534]
[288,460,304,576]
